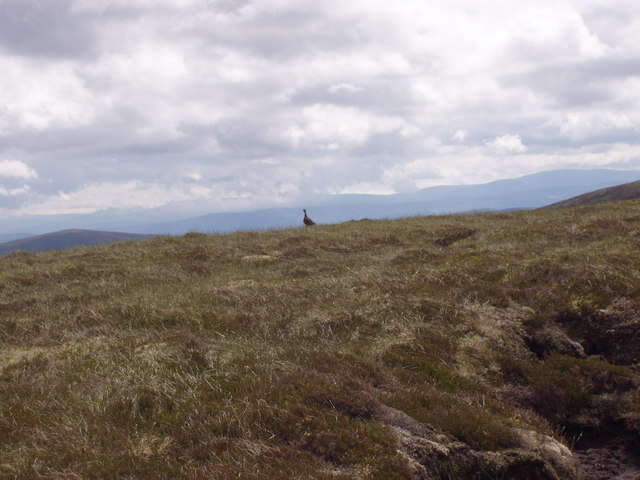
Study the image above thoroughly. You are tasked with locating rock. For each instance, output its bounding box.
[514,429,579,479]
[375,404,578,479]
[241,254,276,262]
[526,326,586,359]
[391,425,480,479]
[391,424,575,480]
[478,450,562,480]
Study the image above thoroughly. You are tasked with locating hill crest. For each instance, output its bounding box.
[0,228,151,256]
[543,179,640,209]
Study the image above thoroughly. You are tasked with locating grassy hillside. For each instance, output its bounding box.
[1,202,640,479]
[544,180,640,209]
[0,229,152,256]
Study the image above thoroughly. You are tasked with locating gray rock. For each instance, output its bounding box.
[528,326,586,358]
[514,428,579,479]
[375,404,578,479]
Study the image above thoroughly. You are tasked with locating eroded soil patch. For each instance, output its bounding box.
[575,431,640,480]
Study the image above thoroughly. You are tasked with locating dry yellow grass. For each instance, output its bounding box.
[1,201,640,479]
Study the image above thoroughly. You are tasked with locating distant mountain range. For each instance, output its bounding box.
[133,169,640,234]
[543,180,640,209]
[0,230,151,256]
[0,169,639,240]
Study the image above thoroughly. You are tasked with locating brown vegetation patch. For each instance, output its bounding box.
[0,299,36,315]
[320,243,352,254]
[499,353,638,429]
[277,236,308,249]
[556,303,640,365]
[492,213,515,220]
[433,226,477,247]
[280,246,314,259]
[365,234,404,247]
[391,248,441,266]
[2,250,37,264]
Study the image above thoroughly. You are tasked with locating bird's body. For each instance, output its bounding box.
[303,209,316,226]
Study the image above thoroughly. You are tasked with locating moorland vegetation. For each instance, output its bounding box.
[1,200,640,479]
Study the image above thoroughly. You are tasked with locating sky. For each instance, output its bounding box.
[1,0,640,217]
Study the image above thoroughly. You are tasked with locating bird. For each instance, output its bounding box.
[303,209,316,226]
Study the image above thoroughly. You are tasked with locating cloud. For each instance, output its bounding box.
[486,135,528,154]
[22,180,214,215]
[328,83,363,94]
[0,0,98,58]
[0,160,37,179]
[0,185,30,197]
[452,130,467,142]
[0,0,640,219]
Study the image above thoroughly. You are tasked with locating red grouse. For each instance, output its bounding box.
[303,209,316,226]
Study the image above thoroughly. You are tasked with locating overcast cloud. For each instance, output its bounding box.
[1,0,640,216]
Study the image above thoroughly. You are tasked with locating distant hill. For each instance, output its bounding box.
[0,229,152,256]
[0,168,638,235]
[135,169,640,234]
[543,180,640,209]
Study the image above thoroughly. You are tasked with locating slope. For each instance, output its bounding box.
[543,180,640,209]
[1,202,640,479]
[0,229,152,256]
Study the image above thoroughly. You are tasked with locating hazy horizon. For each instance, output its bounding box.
[1,167,638,237]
